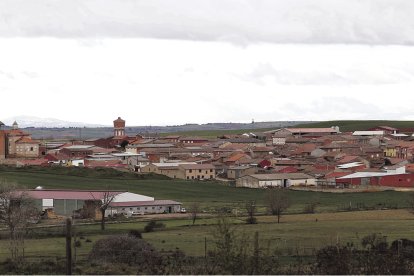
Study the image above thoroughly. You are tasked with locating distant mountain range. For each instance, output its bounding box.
[0,115,311,139]
[1,116,108,128]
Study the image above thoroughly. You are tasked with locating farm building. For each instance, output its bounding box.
[236,173,316,188]
[18,189,181,217]
[108,200,182,216]
[336,167,414,188]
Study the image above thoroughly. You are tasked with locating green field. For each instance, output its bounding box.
[1,210,414,261]
[0,167,412,213]
[158,127,276,138]
[2,168,414,272]
[294,120,414,132]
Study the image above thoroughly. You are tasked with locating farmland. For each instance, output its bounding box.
[1,167,414,273]
[294,120,414,132]
[0,166,413,213]
[1,210,414,261]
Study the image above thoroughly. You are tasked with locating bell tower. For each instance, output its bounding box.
[113,117,126,137]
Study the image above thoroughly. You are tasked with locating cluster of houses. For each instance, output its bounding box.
[2,118,414,190]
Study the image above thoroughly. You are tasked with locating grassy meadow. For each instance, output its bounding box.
[294,120,414,132]
[1,210,414,261]
[0,166,413,213]
[1,167,414,265]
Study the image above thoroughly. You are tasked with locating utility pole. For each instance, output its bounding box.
[66,217,72,275]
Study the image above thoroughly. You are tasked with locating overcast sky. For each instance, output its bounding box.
[1,0,414,126]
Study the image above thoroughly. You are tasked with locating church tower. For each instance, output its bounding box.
[113,117,126,137]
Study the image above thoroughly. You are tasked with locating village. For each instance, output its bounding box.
[1,117,414,188]
[1,117,414,219]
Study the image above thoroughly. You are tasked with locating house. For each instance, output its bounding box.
[60,145,95,158]
[236,173,316,188]
[225,138,267,147]
[368,126,398,135]
[227,166,258,179]
[141,162,197,178]
[0,121,40,159]
[179,137,210,145]
[223,152,251,166]
[178,164,216,180]
[265,127,339,138]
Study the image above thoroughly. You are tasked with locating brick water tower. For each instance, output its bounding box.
[113,117,126,138]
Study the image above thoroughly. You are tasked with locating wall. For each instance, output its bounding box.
[289,178,317,186]
[0,131,5,159]
[107,204,181,216]
[378,174,414,188]
[15,143,39,158]
[258,180,282,188]
[183,168,215,180]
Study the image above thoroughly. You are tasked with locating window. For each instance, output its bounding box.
[122,208,125,211]
[130,208,133,210]
[30,147,33,151]
[210,169,213,172]
[192,176,194,179]
[152,207,155,209]
[187,176,189,179]
[145,207,148,210]
[189,169,192,173]
[199,169,202,173]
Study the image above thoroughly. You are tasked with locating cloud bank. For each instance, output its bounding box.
[1,0,414,45]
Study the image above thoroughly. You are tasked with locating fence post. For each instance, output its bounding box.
[66,217,72,275]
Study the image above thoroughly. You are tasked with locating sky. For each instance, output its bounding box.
[1,0,414,126]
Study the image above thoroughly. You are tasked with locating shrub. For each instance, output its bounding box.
[144,221,166,233]
[88,235,160,265]
[74,240,82,247]
[128,229,142,239]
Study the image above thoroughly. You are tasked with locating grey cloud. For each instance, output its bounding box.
[239,62,414,86]
[1,0,414,45]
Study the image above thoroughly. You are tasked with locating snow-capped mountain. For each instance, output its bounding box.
[1,115,107,128]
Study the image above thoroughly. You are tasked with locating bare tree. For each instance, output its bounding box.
[245,200,257,224]
[265,188,290,223]
[188,202,200,225]
[0,180,37,262]
[91,189,116,230]
[100,191,116,230]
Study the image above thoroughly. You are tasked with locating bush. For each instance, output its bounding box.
[74,240,82,247]
[128,229,142,239]
[245,217,257,224]
[144,221,166,233]
[88,235,160,265]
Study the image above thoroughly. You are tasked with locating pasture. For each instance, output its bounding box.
[0,166,412,213]
[1,209,414,261]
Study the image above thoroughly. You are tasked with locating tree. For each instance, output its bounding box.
[265,188,290,223]
[245,200,257,224]
[0,180,37,263]
[91,190,116,230]
[188,202,200,225]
